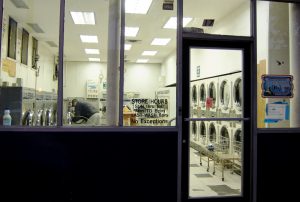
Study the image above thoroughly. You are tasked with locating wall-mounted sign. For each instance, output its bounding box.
[265,102,289,123]
[196,65,200,78]
[261,74,293,98]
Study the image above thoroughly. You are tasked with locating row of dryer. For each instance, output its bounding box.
[190,72,243,157]
[191,72,243,118]
[190,120,242,157]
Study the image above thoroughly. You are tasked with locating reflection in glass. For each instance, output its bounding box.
[233,78,242,111]
[199,83,206,107]
[208,82,216,108]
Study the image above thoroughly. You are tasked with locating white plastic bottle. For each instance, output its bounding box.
[3,109,12,126]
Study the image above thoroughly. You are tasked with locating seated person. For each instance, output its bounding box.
[71,99,101,125]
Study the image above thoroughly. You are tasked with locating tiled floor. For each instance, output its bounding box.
[189,147,241,198]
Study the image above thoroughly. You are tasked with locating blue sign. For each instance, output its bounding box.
[261,75,293,98]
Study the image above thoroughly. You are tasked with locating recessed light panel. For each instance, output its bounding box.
[125,27,139,37]
[125,44,132,50]
[89,58,100,62]
[142,51,157,56]
[85,49,100,54]
[71,12,95,25]
[136,59,149,63]
[80,35,98,43]
[163,17,193,29]
[125,0,152,14]
[151,38,170,46]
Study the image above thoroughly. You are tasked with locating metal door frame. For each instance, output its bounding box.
[181,33,254,202]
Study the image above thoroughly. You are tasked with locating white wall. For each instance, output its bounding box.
[161,51,176,86]
[124,63,161,98]
[190,49,242,80]
[1,12,57,92]
[211,1,250,36]
[64,62,161,99]
[63,62,107,98]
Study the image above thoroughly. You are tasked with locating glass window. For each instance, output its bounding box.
[7,17,17,59]
[257,1,300,128]
[123,0,177,126]
[21,29,29,65]
[63,0,121,126]
[189,48,243,197]
[0,0,60,127]
[183,0,251,36]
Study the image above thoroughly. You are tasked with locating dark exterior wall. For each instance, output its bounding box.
[0,131,178,202]
[257,132,300,201]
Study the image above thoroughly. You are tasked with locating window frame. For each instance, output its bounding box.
[7,16,17,60]
[21,28,29,65]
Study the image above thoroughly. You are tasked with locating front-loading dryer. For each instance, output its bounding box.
[191,81,198,117]
[218,124,232,154]
[206,78,219,118]
[231,72,243,118]
[199,121,207,145]
[208,121,218,147]
[198,80,207,117]
[232,123,243,157]
[190,121,199,142]
[219,75,231,117]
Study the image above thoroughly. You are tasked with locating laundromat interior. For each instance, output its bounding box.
[1,0,300,201]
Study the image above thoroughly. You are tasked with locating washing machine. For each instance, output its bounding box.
[219,75,231,118]
[206,77,219,118]
[198,80,207,118]
[232,123,243,157]
[231,72,243,118]
[191,81,198,117]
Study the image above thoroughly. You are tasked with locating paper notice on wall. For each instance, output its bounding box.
[265,102,289,123]
[2,59,16,77]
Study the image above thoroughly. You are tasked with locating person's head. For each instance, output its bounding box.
[72,99,78,107]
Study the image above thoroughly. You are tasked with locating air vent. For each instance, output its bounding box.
[126,39,142,43]
[27,23,44,33]
[46,41,58,47]
[10,0,29,9]
[202,19,215,27]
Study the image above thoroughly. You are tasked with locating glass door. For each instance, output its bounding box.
[182,37,252,201]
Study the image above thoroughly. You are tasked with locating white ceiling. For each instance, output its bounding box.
[4,0,247,64]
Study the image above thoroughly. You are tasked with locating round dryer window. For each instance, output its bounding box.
[233,78,242,111]
[220,80,230,110]
[209,123,216,143]
[200,121,206,144]
[199,84,206,107]
[192,85,197,104]
[220,126,230,153]
[208,82,216,108]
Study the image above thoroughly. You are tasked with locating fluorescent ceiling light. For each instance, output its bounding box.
[89,58,100,62]
[136,59,149,63]
[125,44,132,50]
[85,49,100,54]
[80,35,98,43]
[125,0,152,14]
[125,27,139,37]
[151,38,171,46]
[142,51,157,56]
[70,11,95,25]
[163,17,193,29]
